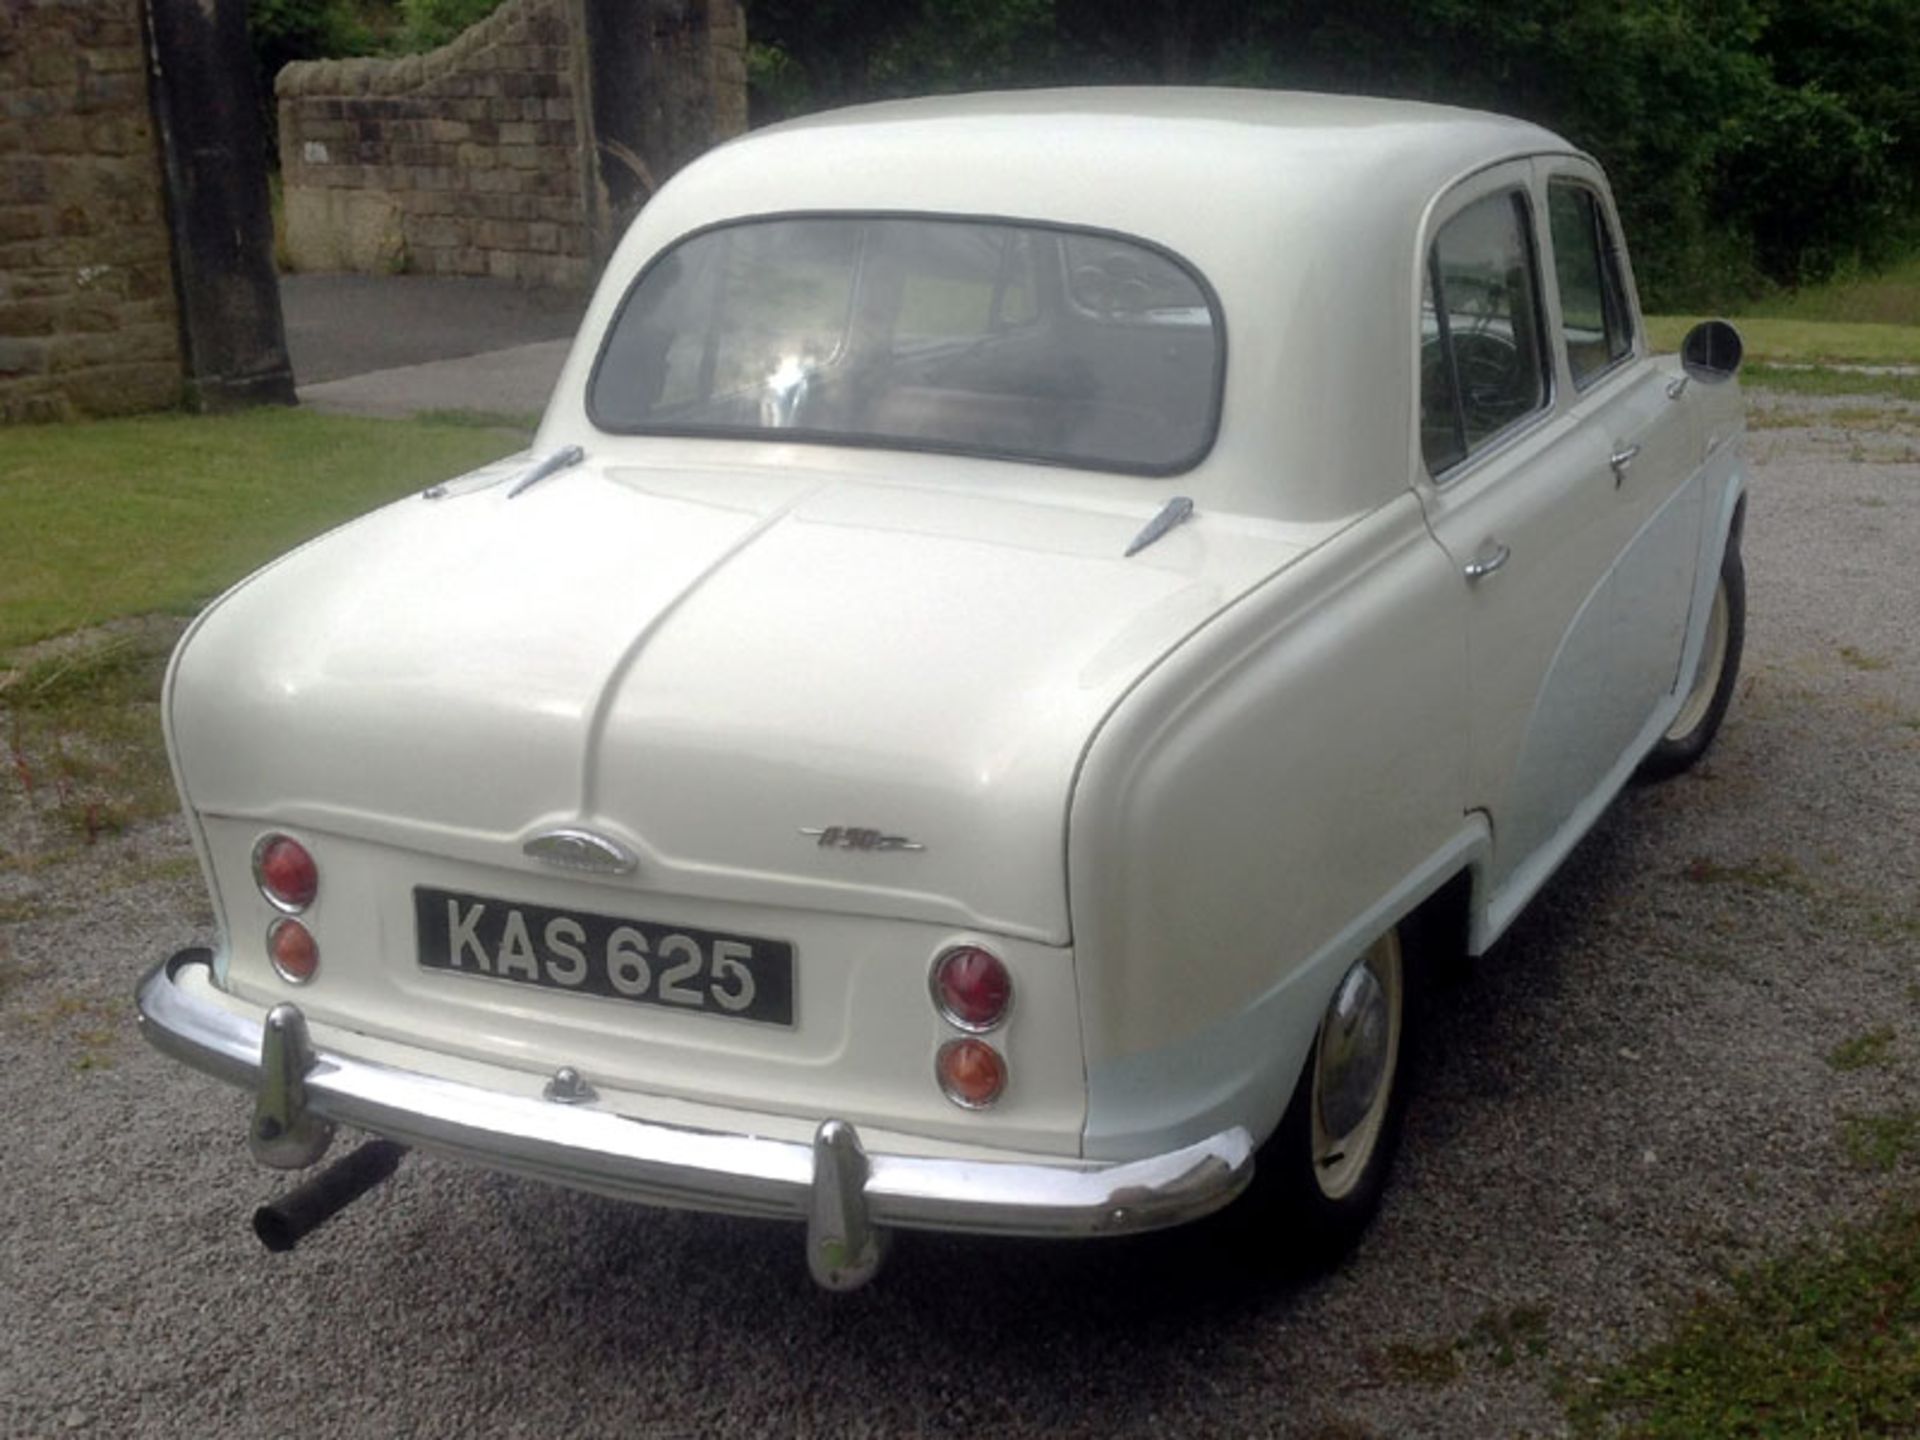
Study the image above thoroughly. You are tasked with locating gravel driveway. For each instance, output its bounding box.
[3,395,1916,1439]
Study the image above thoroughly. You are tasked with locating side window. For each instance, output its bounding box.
[1548,181,1634,386]
[1421,190,1550,477]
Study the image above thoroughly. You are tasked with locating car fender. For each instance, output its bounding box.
[1066,493,1477,1160]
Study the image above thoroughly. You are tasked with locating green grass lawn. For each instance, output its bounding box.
[1645,315,1920,368]
[1739,364,1920,402]
[1647,251,1920,370]
[0,407,525,658]
[0,405,525,858]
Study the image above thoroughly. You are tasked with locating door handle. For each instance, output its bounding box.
[1609,443,1642,486]
[1667,375,1689,400]
[1463,542,1511,582]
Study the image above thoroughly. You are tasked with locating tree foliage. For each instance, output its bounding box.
[743,0,1920,308]
[247,0,376,87]
[241,0,1920,305]
[244,0,503,158]
[395,0,510,53]
[244,0,508,94]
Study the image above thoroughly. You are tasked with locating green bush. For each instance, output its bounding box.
[1718,84,1900,288]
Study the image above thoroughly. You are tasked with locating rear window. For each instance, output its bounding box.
[587,215,1224,475]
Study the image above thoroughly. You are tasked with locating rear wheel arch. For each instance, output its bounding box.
[1242,863,1474,1267]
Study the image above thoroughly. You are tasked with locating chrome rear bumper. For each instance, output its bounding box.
[136,949,1254,1288]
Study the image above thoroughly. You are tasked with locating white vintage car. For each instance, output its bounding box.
[137,89,1746,1288]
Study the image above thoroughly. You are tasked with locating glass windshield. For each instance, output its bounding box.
[588,216,1222,475]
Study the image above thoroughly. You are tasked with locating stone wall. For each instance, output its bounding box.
[0,0,184,422]
[279,0,592,287]
[277,0,748,288]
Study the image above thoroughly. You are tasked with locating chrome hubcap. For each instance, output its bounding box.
[1667,577,1729,742]
[1310,933,1403,1201]
[1318,964,1389,1139]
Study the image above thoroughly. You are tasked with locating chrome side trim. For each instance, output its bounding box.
[137,951,1254,1251]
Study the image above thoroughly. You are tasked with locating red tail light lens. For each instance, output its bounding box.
[937,1038,1007,1109]
[930,945,1012,1031]
[268,918,319,984]
[254,835,318,912]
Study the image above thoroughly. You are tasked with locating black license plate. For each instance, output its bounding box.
[415,887,794,1026]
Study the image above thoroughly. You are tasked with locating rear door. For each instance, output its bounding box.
[1417,159,1706,922]
[1414,163,1622,903]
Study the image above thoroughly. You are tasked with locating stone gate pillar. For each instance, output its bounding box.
[576,0,748,263]
[143,0,294,408]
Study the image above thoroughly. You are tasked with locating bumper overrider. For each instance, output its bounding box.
[136,948,1255,1289]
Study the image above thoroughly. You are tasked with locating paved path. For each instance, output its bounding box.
[280,273,586,419]
[296,338,575,420]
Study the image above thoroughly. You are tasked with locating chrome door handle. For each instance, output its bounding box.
[1609,443,1642,485]
[1463,542,1511,582]
[1667,375,1690,400]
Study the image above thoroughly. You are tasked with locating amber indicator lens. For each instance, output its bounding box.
[268,918,319,984]
[932,946,1012,1030]
[936,1038,1007,1109]
[255,835,318,911]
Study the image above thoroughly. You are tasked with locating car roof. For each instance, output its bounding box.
[643,88,1575,254]
[758,87,1570,189]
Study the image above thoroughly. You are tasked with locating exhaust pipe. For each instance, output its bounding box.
[252,1139,408,1253]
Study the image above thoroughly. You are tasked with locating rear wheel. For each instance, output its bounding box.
[1640,542,1745,780]
[1257,928,1410,1265]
